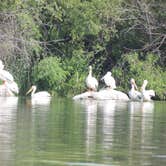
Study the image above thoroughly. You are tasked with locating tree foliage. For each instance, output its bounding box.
[0,0,165,99]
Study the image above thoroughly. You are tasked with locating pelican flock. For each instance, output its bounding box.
[73,66,155,102]
[0,59,156,102]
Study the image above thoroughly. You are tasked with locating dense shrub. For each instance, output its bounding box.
[32,57,68,95]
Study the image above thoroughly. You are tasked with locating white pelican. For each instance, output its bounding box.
[128,78,142,101]
[0,60,4,70]
[6,81,19,95]
[0,81,19,96]
[0,60,14,82]
[141,80,155,101]
[26,85,51,98]
[101,71,116,89]
[85,66,98,91]
[0,69,14,83]
[0,81,8,96]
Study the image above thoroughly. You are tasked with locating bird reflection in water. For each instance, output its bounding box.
[25,97,51,111]
[77,99,128,158]
[0,96,18,109]
[27,97,51,106]
[98,100,117,150]
[78,99,98,156]
[128,101,154,165]
[0,97,18,166]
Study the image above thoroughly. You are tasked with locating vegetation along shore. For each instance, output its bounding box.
[0,0,165,100]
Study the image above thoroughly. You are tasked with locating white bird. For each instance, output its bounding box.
[128,78,142,101]
[101,71,116,89]
[0,60,14,83]
[26,85,51,98]
[0,69,14,83]
[141,80,155,101]
[0,81,8,96]
[6,81,19,95]
[0,81,19,96]
[85,66,98,91]
[0,60,4,70]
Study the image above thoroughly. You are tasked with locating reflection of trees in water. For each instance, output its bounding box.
[0,97,18,166]
[25,97,51,107]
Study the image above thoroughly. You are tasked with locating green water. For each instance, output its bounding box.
[0,97,166,166]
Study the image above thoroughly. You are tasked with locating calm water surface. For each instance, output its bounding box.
[0,97,166,166]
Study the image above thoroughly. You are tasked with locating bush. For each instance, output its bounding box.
[32,57,68,95]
